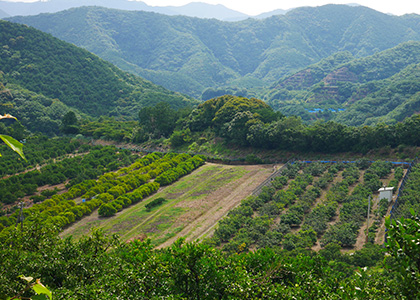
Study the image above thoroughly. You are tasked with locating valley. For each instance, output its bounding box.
[1,2,420,299]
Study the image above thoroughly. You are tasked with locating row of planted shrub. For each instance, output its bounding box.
[155,155,206,186]
[37,153,190,225]
[1,152,207,232]
[301,165,348,239]
[389,164,420,219]
[319,161,395,248]
[0,144,137,208]
[0,152,181,231]
[99,155,206,217]
[209,163,319,252]
[98,182,160,217]
[209,160,403,253]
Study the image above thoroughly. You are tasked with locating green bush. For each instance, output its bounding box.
[98,203,117,217]
[145,197,166,211]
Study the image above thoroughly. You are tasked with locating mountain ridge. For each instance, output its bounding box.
[8,4,420,98]
[1,0,250,21]
[0,19,196,133]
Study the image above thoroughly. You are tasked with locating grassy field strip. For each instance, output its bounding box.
[167,167,275,245]
[119,164,250,244]
[61,163,272,247]
[60,163,224,240]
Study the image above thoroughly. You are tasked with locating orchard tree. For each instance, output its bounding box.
[386,211,420,297]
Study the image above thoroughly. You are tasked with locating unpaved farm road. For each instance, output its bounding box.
[157,163,275,248]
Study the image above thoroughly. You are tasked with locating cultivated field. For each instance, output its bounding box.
[60,163,275,246]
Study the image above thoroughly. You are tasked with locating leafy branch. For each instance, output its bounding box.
[7,275,52,300]
[0,114,26,161]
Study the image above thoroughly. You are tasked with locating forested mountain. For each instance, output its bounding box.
[267,41,420,125]
[0,0,248,21]
[8,4,420,98]
[0,20,196,133]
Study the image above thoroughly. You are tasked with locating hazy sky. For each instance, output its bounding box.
[141,1,420,16]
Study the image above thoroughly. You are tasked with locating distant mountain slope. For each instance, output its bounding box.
[0,20,196,121]
[253,9,289,19]
[266,41,420,125]
[8,5,420,98]
[0,0,248,21]
[168,2,248,21]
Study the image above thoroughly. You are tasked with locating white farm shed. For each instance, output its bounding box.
[378,187,394,203]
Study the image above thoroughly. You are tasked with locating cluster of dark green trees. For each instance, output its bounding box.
[0,137,80,176]
[0,143,134,205]
[176,95,420,154]
[75,95,420,157]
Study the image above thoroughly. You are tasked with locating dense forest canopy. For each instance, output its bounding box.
[168,95,420,154]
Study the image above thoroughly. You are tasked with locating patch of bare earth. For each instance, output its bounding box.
[156,164,275,248]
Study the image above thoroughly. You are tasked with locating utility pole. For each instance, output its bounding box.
[366,195,371,243]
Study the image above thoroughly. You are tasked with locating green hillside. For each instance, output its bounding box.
[9,5,420,98]
[1,138,420,298]
[0,20,196,126]
[266,41,420,125]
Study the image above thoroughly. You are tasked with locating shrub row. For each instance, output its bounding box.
[99,182,160,217]
[155,155,205,186]
[145,197,166,211]
[0,152,186,232]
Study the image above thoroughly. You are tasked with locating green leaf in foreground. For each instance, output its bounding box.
[32,279,52,300]
[0,134,26,161]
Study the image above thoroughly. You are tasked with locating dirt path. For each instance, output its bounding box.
[156,164,274,248]
[353,170,393,251]
[375,169,407,245]
[353,195,377,251]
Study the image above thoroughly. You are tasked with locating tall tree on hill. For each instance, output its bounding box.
[60,111,79,134]
[138,102,177,138]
